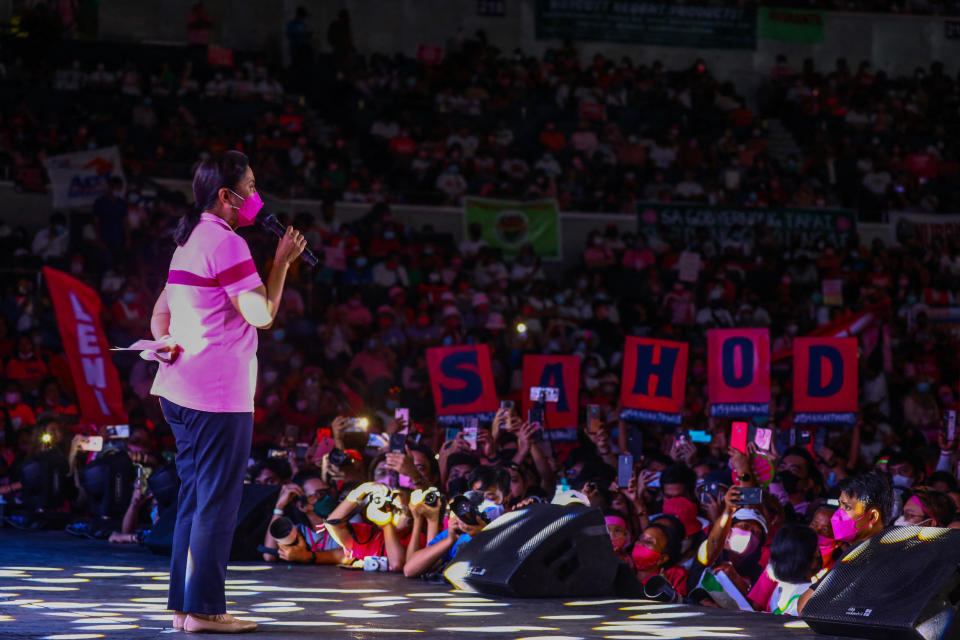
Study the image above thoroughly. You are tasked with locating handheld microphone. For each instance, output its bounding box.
[259,213,318,267]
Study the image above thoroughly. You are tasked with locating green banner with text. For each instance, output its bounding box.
[759,8,825,43]
[465,197,561,259]
[637,202,856,249]
[535,0,757,50]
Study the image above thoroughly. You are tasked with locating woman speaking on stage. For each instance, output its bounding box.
[149,150,305,634]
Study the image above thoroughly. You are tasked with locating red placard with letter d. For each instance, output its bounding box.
[793,337,858,425]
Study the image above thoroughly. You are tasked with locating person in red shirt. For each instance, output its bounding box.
[2,382,36,431]
[389,130,416,156]
[324,482,424,572]
[110,285,151,337]
[6,335,49,392]
[35,378,79,421]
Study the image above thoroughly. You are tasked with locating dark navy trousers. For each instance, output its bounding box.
[160,397,252,615]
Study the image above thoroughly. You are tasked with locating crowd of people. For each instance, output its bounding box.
[3,160,960,612]
[3,6,960,618]
[4,11,960,220]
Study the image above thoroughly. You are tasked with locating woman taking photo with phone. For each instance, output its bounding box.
[149,150,305,634]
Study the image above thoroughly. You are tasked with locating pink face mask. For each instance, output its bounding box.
[830,508,867,543]
[817,534,837,563]
[631,543,662,570]
[228,189,263,228]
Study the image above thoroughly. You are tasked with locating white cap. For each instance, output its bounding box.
[733,507,768,535]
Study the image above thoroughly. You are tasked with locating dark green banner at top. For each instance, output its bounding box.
[637,202,857,248]
[535,0,757,50]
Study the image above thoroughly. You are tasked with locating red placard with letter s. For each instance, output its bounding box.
[427,345,498,416]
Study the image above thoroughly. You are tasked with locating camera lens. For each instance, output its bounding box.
[269,516,298,546]
[329,448,349,467]
[451,495,479,526]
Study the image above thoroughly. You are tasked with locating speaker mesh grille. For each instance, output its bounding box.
[803,526,960,637]
[518,513,576,561]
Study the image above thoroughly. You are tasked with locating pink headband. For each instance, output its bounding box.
[605,515,628,529]
[907,495,934,520]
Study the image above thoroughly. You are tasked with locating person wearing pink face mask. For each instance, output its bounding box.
[632,516,687,597]
[604,510,635,567]
[149,150,306,634]
[796,472,892,615]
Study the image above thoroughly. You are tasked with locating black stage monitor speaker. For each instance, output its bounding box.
[442,503,621,598]
[802,526,960,640]
[146,483,280,561]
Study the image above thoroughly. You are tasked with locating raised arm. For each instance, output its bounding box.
[229,226,306,329]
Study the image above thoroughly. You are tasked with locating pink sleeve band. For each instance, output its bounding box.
[216,259,259,287]
[167,270,218,287]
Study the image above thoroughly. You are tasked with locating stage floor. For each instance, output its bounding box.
[0,530,848,640]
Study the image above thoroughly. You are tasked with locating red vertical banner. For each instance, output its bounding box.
[620,337,688,425]
[708,328,770,417]
[43,267,127,426]
[521,355,580,433]
[427,345,498,416]
[793,337,858,425]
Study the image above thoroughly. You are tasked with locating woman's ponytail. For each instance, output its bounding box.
[173,206,202,247]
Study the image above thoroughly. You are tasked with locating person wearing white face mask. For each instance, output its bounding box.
[894,491,953,527]
[887,452,924,490]
[697,486,769,599]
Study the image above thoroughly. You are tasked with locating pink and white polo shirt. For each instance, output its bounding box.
[151,213,264,413]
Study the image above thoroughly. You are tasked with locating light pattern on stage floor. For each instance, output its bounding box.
[0,535,845,640]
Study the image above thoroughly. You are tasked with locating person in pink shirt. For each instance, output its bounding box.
[149,150,305,634]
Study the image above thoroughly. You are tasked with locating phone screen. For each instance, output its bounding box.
[586,404,601,433]
[689,429,712,444]
[944,410,958,442]
[445,427,460,442]
[78,435,103,452]
[731,421,749,453]
[617,454,634,488]
[529,407,545,428]
[737,487,763,506]
[463,425,478,449]
[754,427,772,451]
[106,424,130,439]
[389,433,407,453]
[366,433,388,449]
[315,436,335,458]
[395,408,410,426]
